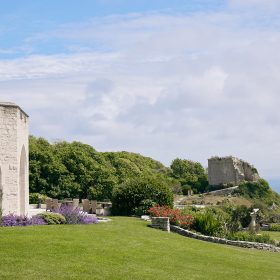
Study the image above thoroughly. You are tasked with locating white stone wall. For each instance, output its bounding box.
[0,103,29,215]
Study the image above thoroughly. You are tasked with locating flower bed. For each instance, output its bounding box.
[148,205,193,228]
[0,205,98,227]
[1,214,46,226]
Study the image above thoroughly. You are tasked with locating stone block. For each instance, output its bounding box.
[151,217,170,232]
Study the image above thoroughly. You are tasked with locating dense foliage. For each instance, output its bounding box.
[170,158,208,194]
[225,231,277,246]
[191,208,227,236]
[29,136,176,201]
[111,176,174,215]
[237,179,271,199]
[29,136,279,216]
[29,193,48,204]
[30,136,210,205]
[38,212,66,225]
[269,224,280,232]
[29,136,116,200]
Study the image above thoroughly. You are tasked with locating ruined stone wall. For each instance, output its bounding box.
[208,156,260,186]
[0,103,29,215]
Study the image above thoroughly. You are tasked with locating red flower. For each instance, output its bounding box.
[148,205,193,228]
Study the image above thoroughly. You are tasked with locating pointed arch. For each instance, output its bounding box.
[19,145,27,215]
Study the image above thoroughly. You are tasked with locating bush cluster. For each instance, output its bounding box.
[170,158,208,194]
[112,176,173,216]
[1,205,98,227]
[191,211,223,236]
[38,212,66,225]
[269,223,280,232]
[226,231,277,245]
[29,192,48,204]
[133,199,156,216]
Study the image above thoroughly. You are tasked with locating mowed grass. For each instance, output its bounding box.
[0,217,279,280]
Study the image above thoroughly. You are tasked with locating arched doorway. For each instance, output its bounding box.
[19,145,27,215]
[0,167,2,212]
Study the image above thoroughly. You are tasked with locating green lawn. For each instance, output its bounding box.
[0,217,279,280]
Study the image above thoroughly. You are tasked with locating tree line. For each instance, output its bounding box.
[29,136,208,201]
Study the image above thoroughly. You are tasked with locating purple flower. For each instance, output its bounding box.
[53,205,98,224]
[1,214,46,227]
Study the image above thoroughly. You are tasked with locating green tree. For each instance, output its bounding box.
[111,175,174,215]
[170,158,208,193]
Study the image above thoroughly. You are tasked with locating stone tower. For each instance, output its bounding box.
[0,102,29,215]
[208,156,260,186]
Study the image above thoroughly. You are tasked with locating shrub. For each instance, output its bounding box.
[29,193,48,204]
[112,176,173,215]
[268,213,280,223]
[1,214,46,227]
[269,223,280,232]
[148,205,193,229]
[133,199,156,216]
[192,211,223,236]
[223,205,251,232]
[38,212,66,225]
[226,231,276,245]
[170,158,208,193]
[236,179,272,200]
[182,185,192,195]
[55,205,98,224]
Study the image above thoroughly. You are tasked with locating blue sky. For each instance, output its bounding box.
[0,0,225,58]
[1,0,280,192]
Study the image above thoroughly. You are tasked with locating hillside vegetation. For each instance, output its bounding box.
[29,136,205,200]
[29,136,280,211]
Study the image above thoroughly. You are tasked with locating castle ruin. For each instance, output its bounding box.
[0,102,29,215]
[208,156,260,186]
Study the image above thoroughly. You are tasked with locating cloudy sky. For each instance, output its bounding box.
[1,0,280,192]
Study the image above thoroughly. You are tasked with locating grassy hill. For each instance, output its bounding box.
[0,217,279,280]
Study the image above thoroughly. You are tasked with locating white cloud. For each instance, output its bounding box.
[229,0,280,9]
[1,7,280,188]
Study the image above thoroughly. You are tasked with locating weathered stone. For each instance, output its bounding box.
[170,225,280,252]
[0,102,29,215]
[208,156,260,186]
[151,217,170,232]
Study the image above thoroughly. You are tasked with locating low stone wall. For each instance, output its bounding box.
[170,225,280,252]
[206,186,239,196]
[151,217,170,232]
